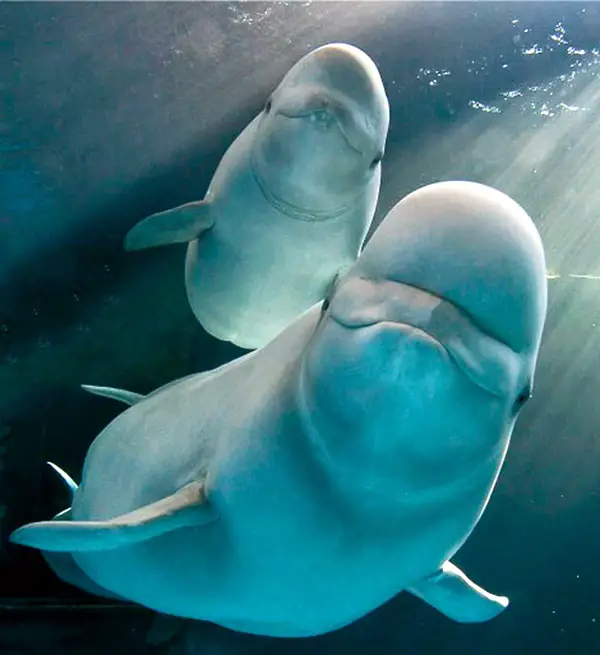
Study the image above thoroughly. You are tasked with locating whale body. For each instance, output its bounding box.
[124,43,390,349]
[11,181,548,637]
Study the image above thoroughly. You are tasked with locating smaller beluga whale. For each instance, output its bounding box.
[10,181,548,638]
[124,43,390,350]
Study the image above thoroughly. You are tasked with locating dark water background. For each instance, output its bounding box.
[2,2,600,653]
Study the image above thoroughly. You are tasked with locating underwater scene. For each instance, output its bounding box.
[2,2,600,653]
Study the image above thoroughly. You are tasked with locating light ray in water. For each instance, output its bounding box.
[381,17,600,282]
[546,273,600,280]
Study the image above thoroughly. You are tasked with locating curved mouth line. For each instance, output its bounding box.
[276,109,365,157]
[330,311,455,359]
[278,108,329,119]
[327,281,520,399]
[334,316,508,399]
[329,280,495,345]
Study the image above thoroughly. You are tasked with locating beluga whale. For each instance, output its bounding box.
[123,42,390,350]
[10,181,548,638]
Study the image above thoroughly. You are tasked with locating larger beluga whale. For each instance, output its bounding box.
[123,42,389,350]
[11,181,547,637]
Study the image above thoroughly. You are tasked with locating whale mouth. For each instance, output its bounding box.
[276,107,364,157]
[273,84,378,157]
[328,277,522,399]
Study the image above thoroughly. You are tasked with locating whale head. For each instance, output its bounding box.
[251,43,389,220]
[300,181,548,496]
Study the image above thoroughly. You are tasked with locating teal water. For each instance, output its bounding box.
[1,3,600,653]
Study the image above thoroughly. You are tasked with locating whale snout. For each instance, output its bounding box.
[305,43,388,117]
[272,43,389,155]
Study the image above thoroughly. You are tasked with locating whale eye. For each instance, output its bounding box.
[264,98,273,114]
[320,289,333,317]
[320,273,340,318]
[514,385,532,413]
[370,154,383,169]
